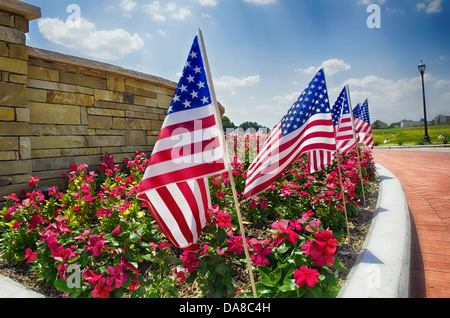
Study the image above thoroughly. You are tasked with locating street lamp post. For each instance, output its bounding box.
[418,60,431,144]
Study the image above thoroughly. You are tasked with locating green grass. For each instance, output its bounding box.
[373,125,450,146]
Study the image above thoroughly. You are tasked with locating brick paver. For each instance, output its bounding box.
[372,148,450,298]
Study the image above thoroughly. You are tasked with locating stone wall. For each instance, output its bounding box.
[1,0,205,199]
[23,48,177,192]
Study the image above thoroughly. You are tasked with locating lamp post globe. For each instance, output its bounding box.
[418,60,431,144]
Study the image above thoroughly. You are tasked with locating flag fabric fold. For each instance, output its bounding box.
[243,69,336,199]
[137,34,227,251]
[331,86,357,155]
[353,99,374,149]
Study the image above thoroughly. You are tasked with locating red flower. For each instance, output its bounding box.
[248,238,272,267]
[106,263,128,289]
[180,251,200,274]
[28,176,39,188]
[83,269,103,285]
[214,209,232,229]
[25,248,37,263]
[92,278,114,298]
[28,214,44,231]
[303,230,338,267]
[129,273,140,292]
[226,235,244,255]
[294,266,320,288]
[85,234,107,257]
[271,219,299,247]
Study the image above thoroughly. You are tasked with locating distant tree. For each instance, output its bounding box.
[221,116,236,132]
[239,121,262,132]
[389,122,401,128]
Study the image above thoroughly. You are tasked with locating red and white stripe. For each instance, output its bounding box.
[243,113,336,199]
[139,177,212,251]
[138,106,226,192]
[335,114,357,155]
[354,118,374,149]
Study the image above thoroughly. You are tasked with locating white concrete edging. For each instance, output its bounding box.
[337,163,411,298]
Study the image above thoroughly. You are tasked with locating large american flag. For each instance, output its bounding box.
[137,34,227,251]
[243,69,336,199]
[353,99,374,149]
[331,86,357,155]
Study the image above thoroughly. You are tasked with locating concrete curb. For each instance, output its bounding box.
[337,163,411,298]
[0,274,45,298]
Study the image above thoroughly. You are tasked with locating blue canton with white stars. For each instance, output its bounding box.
[280,69,330,136]
[168,36,211,115]
[360,100,371,124]
[331,87,350,127]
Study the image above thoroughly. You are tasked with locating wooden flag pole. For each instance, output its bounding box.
[335,151,351,242]
[346,85,366,206]
[355,147,366,206]
[197,28,258,298]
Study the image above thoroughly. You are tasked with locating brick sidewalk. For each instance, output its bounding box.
[372,149,450,298]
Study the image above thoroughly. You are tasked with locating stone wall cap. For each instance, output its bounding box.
[28,46,178,90]
[0,0,41,21]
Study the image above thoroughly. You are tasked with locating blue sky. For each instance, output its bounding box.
[25,0,450,129]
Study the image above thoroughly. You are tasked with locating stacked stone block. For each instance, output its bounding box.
[0,0,40,198]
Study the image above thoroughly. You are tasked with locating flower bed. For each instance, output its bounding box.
[0,133,376,298]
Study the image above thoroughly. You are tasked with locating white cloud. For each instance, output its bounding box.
[416,0,443,13]
[356,0,386,5]
[120,0,137,11]
[214,75,261,95]
[143,1,192,21]
[37,17,144,61]
[296,59,351,76]
[197,0,219,7]
[243,0,277,5]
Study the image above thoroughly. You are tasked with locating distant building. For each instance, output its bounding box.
[400,119,430,127]
[434,115,450,126]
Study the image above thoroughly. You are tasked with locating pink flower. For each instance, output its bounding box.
[305,219,321,233]
[106,263,128,289]
[226,235,244,255]
[214,210,232,229]
[121,256,139,273]
[83,269,104,285]
[25,248,37,263]
[52,246,76,262]
[180,251,200,274]
[92,278,114,298]
[271,219,299,247]
[248,238,272,267]
[28,176,39,188]
[85,234,107,257]
[111,224,121,236]
[294,266,320,288]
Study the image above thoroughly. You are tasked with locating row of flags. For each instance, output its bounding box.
[137,31,374,251]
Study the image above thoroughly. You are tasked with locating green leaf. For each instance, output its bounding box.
[54,278,75,294]
[333,256,347,271]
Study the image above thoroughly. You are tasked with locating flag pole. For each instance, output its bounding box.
[197,28,258,298]
[335,150,351,242]
[346,85,366,205]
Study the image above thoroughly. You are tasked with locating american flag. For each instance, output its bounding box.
[137,34,227,251]
[353,99,374,149]
[243,69,336,199]
[331,86,357,155]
